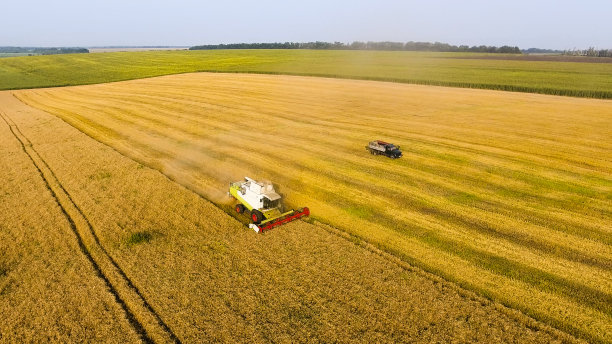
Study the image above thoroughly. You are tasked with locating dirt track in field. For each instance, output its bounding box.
[0,103,178,343]
[0,89,579,343]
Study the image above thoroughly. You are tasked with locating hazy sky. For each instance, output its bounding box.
[2,0,611,49]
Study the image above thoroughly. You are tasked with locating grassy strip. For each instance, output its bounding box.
[0,50,611,98]
[207,70,612,99]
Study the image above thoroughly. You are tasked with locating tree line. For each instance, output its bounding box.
[0,47,89,55]
[190,41,522,54]
[522,48,564,54]
[562,47,612,58]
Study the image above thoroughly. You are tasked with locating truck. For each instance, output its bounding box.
[366,140,402,159]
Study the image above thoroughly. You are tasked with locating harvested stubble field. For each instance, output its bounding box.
[0,90,575,343]
[12,72,612,343]
[0,99,140,343]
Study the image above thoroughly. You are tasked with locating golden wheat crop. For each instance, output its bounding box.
[1,89,576,342]
[0,103,140,342]
[9,72,612,343]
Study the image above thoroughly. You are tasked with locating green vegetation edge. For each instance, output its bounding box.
[1,50,611,98]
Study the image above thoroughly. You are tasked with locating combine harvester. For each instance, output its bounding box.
[228,177,310,233]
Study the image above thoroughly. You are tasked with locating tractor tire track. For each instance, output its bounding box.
[0,110,181,344]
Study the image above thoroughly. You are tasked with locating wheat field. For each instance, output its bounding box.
[13,72,611,343]
[0,99,140,342]
[0,89,576,343]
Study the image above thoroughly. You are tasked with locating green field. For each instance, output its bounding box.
[1,50,612,98]
[0,53,32,58]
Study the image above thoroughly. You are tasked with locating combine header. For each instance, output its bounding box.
[228,177,310,233]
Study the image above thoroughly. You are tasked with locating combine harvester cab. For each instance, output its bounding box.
[228,177,310,233]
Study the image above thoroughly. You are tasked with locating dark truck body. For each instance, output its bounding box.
[366,140,402,159]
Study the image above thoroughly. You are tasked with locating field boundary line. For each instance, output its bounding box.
[0,110,181,344]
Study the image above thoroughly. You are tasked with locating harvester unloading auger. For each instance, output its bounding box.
[228,177,310,233]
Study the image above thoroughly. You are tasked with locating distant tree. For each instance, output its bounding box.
[350,41,366,50]
[498,46,521,54]
[0,46,88,55]
[586,47,598,57]
[523,48,564,54]
[597,49,612,57]
[189,41,526,54]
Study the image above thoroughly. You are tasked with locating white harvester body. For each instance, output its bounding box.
[236,177,282,211]
[228,177,310,233]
